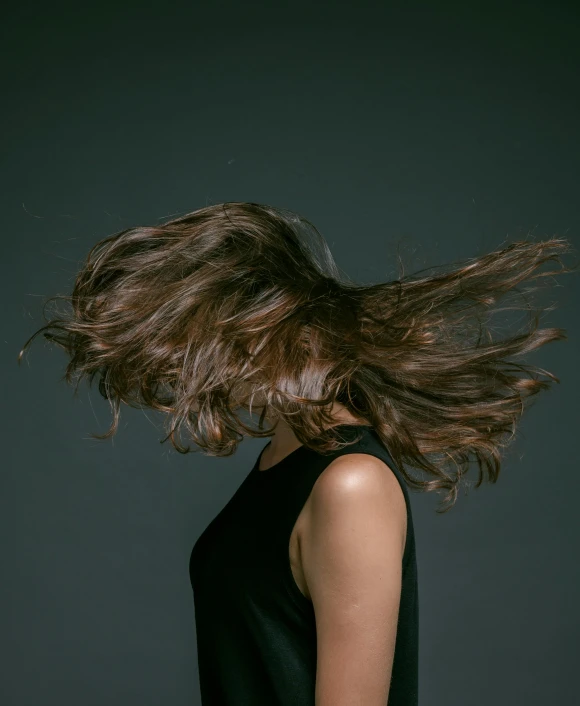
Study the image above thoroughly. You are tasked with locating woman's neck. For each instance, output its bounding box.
[263,403,370,462]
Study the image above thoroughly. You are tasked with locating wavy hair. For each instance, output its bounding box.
[19,202,576,511]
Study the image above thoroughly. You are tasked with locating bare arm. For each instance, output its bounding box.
[300,453,407,706]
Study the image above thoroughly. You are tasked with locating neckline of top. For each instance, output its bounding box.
[252,423,373,476]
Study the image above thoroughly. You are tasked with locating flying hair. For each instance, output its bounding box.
[18,201,577,512]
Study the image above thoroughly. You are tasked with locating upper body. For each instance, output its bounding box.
[190,408,419,705]
[27,202,556,702]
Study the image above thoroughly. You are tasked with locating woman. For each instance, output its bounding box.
[19,202,574,705]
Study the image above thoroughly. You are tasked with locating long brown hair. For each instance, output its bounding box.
[18,202,577,511]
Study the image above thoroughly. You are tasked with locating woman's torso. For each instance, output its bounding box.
[189,424,419,705]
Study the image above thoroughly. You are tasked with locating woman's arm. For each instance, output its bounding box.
[300,453,407,705]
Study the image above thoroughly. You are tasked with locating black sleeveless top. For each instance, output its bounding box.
[189,424,419,705]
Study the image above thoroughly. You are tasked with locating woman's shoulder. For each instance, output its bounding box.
[305,452,408,555]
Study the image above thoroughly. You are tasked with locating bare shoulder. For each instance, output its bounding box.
[306,452,407,555]
[310,453,406,515]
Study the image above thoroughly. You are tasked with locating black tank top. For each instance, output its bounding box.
[189,424,419,705]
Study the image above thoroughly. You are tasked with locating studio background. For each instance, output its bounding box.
[2,2,579,705]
